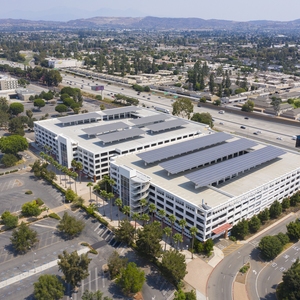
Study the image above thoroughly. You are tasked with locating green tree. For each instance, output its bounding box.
[172,98,194,119]
[158,209,166,228]
[258,208,270,224]
[21,201,42,217]
[1,153,18,167]
[87,182,94,200]
[208,73,215,94]
[34,274,64,300]
[161,249,187,285]
[117,262,145,295]
[0,135,28,155]
[231,219,249,240]
[57,212,85,238]
[122,205,130,220]
[58,250,91,287]
[163,227,172,251]
[9,102,24,115]
[281,198,290,211]
[173,233,183,250]
[249,215,261,233]
[204,239,214,255]
[191,112,213,127]
[1,211,18,229]
[55,104,68,114]
[8,117,25,136]
[10,222,38,253]
[271,97,282,116]
[168,214,176,239]
[269,200,282,219]
[136,221,163,259]
[34,99,46,110]
[82,290,111,300]
[259,235,283,260]
[115,197,122,225]
[277,258,300,300]
[241,100,254,112]
[107,250,128,279]
[286,221,300,241]
[0,110,9,128]
[189,226,198,259]
[276,232,290,246]
[65,188,77,202]
[115,219,135,245]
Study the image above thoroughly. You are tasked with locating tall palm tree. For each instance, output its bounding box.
[122,205,130,220]
[173,233,183,250]
[163,227,172,251]
[179,219,187,250]
[77,162,83,183]
[158,209,166,228]
[100,190,108,216]
[107,192,114,221]
[57,163,63,184]
[115,198,122,226]
[102,175,115,192]
[61,166,68,188]
[168,214,176,239]
[93,184,100,206]
[190,226,198,259]
[132,212,140,232]
[148,203,156,223]
[141,213,150,226]
[66,170,73,189]
[71,172,78,194]
[139,198,148,215]
[87,182,93,200]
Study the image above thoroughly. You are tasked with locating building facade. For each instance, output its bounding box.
[0,75,18,90]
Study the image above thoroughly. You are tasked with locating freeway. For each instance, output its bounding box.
[207,213,298,300]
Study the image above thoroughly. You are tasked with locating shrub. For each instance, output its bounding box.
[25,190,33,195]
[49,213,60,220]
[89,248,98,255]
[240,264,250,274]
[35,198,44,206]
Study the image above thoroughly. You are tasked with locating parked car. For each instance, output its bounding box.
[240,126,246,129]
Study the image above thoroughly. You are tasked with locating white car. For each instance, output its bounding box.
[276,137,283,140]
[292,136,297,140]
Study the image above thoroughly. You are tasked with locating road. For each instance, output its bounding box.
[207,214,298,300]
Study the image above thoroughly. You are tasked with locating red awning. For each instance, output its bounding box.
[212,223,232,235]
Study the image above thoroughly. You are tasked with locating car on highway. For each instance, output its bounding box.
[253,132,258,135]
[219,122,224,125]
[292,135,297,140]
[244,117,249,119]
[240,126,246,129]
[276,136,283,140]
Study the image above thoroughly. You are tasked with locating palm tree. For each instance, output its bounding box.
[139,198,148,215]
[132,212,140,232]
[168,214,176,239]
[93,184,100,206]
[102,175,115,192]
[115,198,122,225]
[71,172,78,194]
[158,209,166,228]
[77,162,83,183]
[87,182,93,200]
[107,192,114,221]
[57,164,63,184]
[173,233,183,250]
[141,213,150,226]
[122,205,130,220]
[149,203,156,223]
[71,159,77,172]
[163,227,172,251]
[190,226,198,259]
[66,170,73,189]
[61,166,68,188]
[179,219,187,250]
[100,190,108,216]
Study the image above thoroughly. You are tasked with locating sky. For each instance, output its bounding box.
[1,0,300,22]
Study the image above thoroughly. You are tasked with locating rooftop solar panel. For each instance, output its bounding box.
[130,114,170,126]
[82,121,128,136]
[102,106,141,116]
[185,146,286,188]
[98,128,145,144]
[147,119,187,132]
[58,112,102,124]
[137,132,232,164]
[160,139,257,174]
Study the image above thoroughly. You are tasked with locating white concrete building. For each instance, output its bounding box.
[110,134,300,242]
[47,58,84,69]
[34,107,206,181]
[0,75,18,90]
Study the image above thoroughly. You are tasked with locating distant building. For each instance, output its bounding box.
[47,58,84,69]
[0,75,18,90]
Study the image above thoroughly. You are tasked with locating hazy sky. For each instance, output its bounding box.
[2,0,300,21]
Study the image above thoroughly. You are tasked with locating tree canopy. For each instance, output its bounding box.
[10,222,38,253]
[114,219,135,245]
[57,212,85,238]
[172,98,194,119]
[286,220,300,241]
[241,100,254,112]
[21,201,42,217]
[191,112,213,127]
[231,219,249,240]
[34,274,64,300]
[58,250,91,287]
[1,211,18,229]
[0,135,28,155]
[269,200,282,219]
[107,250,128,279]
[9,102,24,115]
[34,99,46,110]
[258,235,283,260]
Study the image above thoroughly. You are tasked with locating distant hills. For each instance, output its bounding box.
[1,16,300,30]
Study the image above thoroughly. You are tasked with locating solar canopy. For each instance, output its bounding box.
[98,128,145,144]
[147,119,187,132]
[82,121,128,136]
[160,139,257,174]
[130,114,170,126]
[185,146,286,188]
[58,112,102,124]
[137,132,232,164]
[102,106,141,116]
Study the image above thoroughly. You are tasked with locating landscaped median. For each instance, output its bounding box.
[233,263,251,300]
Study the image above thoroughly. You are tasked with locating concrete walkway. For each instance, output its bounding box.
[0,247,89,289]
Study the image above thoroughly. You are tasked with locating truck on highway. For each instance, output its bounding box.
[154,107,170,114]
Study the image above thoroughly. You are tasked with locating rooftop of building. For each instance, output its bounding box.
[113,137,300,210]
[34,107,207,154]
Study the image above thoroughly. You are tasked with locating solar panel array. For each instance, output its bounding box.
[98,128,145,144]
[185,146,286,187]
[82,121,128,136]
[147,119,187,132]
[137,132,232,164]
[58,112,102,124]
[130,114,170,126]
[160,139,257,174]
[102,106,141,116]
